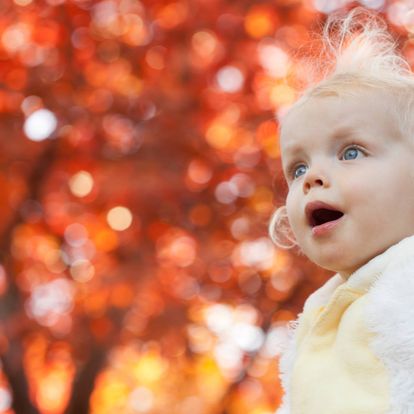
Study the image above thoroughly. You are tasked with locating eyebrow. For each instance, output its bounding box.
[282,126,357,157]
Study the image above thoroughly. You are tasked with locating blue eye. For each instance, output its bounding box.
[292,164,307,179]
[342,146,361,160]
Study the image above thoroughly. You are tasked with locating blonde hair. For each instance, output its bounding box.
[269,6,414,249]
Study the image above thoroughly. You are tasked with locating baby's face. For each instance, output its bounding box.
[280,90,414,279]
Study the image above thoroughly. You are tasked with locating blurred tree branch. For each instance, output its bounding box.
[0,140,58,413]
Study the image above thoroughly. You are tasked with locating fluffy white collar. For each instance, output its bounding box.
[276,234,414,414]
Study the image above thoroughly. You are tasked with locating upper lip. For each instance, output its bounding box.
[305,200,344,227]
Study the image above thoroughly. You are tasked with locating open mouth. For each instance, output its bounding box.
[310,208,344,227]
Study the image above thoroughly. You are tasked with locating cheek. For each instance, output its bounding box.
[285,191,300,228]
[339,171,374,203]
[340,171,397,225]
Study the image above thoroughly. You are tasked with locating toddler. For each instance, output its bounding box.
[269,7,414,414]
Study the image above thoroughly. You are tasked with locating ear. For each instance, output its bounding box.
[269,205,297,249]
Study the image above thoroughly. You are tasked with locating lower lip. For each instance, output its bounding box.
[311,216,344,237]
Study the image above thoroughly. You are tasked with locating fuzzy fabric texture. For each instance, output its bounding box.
[275,275,344,414]
[365,249,414,414]
[274,235,414,414]
[275,319,299,414]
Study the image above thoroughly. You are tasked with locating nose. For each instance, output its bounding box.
[303,166,329,193]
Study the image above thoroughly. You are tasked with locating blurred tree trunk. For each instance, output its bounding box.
[0,142,58,413]
[1,342,39,414]
[64,345,107,414]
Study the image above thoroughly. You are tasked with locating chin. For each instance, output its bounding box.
[301,243,358,274]
[318,256,368,278]
[311,256,352,274]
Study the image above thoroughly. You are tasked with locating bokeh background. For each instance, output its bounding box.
[0,0,412,413]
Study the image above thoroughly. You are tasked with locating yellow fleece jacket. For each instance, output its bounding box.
[275,235,414,414]
[290,279,389,414]
[276,234,414,414]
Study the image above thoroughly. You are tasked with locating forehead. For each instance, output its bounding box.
[280,90,403,157]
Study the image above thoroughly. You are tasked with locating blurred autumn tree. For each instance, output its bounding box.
[0,0,411,413]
